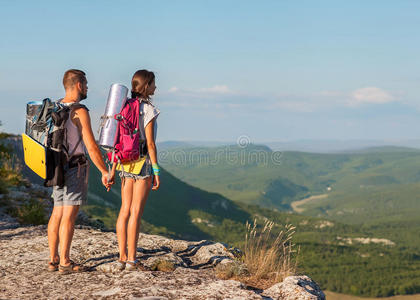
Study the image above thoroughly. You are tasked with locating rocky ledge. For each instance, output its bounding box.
[0,213,325,300]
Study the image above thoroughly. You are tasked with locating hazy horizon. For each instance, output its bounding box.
[155,138,420,154]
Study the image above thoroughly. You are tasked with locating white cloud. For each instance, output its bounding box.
[270,87,396,112]
[158,85,399,112]
[158,84,237,108]
[165,85,233,96]
[168,86,179,93]
[198,85,232,94]
[349,87,394,105]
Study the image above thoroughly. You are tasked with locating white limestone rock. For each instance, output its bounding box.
[263,275,326,300]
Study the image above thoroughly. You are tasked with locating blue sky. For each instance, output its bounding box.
[1,0,420,143]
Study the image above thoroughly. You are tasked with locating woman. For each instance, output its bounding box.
[110,69,161,271]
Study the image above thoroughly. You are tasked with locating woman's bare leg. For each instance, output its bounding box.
[116,177,134,261]
[127,176,153,261]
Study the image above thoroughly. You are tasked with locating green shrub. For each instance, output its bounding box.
[9,198,47,225]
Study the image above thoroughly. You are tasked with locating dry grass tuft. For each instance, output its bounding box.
[216,219,299,289]
[242,219,298,288]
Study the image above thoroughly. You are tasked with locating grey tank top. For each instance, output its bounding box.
[61,102,86,156]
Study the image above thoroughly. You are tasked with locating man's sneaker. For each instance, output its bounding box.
[58,260,86,274]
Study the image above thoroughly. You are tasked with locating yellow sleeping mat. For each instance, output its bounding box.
[22,133,47,179]
[116,156,146,174]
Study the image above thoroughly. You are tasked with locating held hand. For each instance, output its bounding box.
[152,175,160,191]
[101,172,112,191]
[106,177,115,192]
[107,162,117,191]
[108,170,115,186]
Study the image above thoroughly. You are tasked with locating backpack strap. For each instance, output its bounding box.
[37,98,53,125]
[136,97,141,136]
[68,136,83,158]
[68,103,89,112]
[56,100,90,112]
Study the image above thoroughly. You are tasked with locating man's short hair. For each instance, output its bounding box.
[63,69,86,90]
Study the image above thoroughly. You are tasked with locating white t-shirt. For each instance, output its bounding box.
[139,101,160,163]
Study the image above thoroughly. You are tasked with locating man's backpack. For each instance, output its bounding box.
[106,97,147,164]
[25,98,88,187]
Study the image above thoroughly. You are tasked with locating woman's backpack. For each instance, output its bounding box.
[107,97,145,164]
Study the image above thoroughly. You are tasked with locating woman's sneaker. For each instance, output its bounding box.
[116,260,126,271]
[110,260,125,272]
[126,259,149,271]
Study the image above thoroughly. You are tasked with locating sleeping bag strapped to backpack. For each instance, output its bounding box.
[24,98,88,187]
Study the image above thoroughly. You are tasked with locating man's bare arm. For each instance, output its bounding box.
[71,108,108,175]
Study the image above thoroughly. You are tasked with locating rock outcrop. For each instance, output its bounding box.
[264,276,326,300]
[0,212,325,300]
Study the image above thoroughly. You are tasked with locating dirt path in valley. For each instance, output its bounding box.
[291,193,328,213]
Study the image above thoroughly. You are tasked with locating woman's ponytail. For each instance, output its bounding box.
[131,70,155,100]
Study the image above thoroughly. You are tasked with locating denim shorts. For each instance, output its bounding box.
[51,162,89,206]
[119,161,153,180]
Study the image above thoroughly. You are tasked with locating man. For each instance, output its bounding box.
[47,69,110,273]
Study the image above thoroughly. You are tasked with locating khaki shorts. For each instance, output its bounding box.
[51,163,89,206]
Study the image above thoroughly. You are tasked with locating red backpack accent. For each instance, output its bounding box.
[107,98,140,163]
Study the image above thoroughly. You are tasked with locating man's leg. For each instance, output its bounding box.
[48,206,63,263]
[59,205,79,266]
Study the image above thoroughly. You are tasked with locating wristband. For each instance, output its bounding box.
[152,163,160,175]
